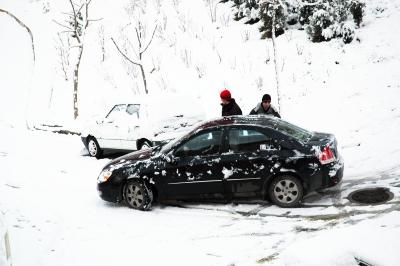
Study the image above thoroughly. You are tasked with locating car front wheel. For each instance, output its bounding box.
[87,137,102,158]
[124,180,153,211]
[268,175,303,208]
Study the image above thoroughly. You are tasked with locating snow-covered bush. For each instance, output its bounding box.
[258,0,286,39]
[298,0,317,25]
[340,21,355,43]
[350,0,365,27]
[231,0,261,24]
[225,0,364,43]
[304,0,361,43]
[285,0,300,25]
[306,9,336,42]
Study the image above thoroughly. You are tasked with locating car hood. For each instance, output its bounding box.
[103,148,154,170]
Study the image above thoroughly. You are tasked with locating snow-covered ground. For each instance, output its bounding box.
[1,0,400,265]
[1,124,400,266]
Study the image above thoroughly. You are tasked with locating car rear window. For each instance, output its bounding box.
[273,120,312,142]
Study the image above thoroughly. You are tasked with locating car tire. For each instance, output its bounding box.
[268,175,303,208]
[139,140,152,150]
[124,180,153,211]
[87,137,102,158]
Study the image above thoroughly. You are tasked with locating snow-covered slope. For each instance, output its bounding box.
[1,0,399,176]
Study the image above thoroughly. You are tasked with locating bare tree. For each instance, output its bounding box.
[111,23,158,94]
[55,32,71,81]
[53,0,95,119]
[1,8,36,129]
[204,0,218,23]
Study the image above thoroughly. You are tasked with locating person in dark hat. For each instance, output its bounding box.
[249,94,281,118]
[220,89,242,117]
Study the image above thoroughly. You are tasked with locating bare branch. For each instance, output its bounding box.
[68,0,81,43]
[77,3,85,14]
[111,37,141,67]
[0,8,35,61]
[60,30,75,34]
[84,1,89,29]
[68,0,77,22]
[88,18,103,22]
[135,27,142,50]
[141,25,157,55]
[52,19,73,30]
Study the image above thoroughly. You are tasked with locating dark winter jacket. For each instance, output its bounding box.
[249,103,281,118]
[221,98,242,116]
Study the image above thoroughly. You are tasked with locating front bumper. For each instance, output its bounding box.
[81,136,88,149]
[97,181,124,203]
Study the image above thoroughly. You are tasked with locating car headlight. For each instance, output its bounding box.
[98,170,113,183]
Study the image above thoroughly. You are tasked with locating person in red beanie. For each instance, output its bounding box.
[220,89,242,116]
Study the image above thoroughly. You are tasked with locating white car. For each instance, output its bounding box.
[0,214,12,266]
[81,100,204,158]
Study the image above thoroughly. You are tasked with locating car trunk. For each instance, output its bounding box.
[306,132,339,160]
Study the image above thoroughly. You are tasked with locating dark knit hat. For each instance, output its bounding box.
[220,89,231,100]
[262,94,271,102]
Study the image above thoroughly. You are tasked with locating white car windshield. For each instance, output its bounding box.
[106,104,140,120]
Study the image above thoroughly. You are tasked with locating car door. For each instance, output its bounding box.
[96,104,128,149]
[220,126,280,198]
[122,104,141,150]
[164,128,225,199]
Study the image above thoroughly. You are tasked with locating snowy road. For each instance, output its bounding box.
[1,128,400,266]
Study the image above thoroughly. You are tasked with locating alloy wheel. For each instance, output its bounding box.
[88,139,98,156]
[140,141,151,150]
[273,179,299,204]
[126,183,145,208]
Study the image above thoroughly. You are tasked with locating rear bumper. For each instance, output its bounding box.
[320,155,344,189]
[306,155,344,192]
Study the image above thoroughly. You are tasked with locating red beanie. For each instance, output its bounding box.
[220,89,231,100]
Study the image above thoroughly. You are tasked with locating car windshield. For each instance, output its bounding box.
[106,104,140,120]
[273,120,312,142]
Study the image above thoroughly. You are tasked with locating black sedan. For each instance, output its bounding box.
[97,116,344,210]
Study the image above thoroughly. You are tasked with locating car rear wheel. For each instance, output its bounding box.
[124,180,153,211]
[87,137,102,158]
[268,175,303,208]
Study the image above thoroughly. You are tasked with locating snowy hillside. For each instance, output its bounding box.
[1,0,400,175]
[1,0,400,265]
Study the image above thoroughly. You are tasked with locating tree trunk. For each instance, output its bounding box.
[271,2,282,113]
[139,64,148,94]
[73,45,84,119]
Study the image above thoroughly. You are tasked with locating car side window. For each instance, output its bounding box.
[127,104,140,119]
[228,129,274,152]
[175,130,222,157]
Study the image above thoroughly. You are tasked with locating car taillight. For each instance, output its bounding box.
[319,146,335,164]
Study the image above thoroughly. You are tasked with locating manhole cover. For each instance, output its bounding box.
[348,187,393,205]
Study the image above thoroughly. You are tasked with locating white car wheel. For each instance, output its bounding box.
[139,140,152,150]
[87,137,102,158]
